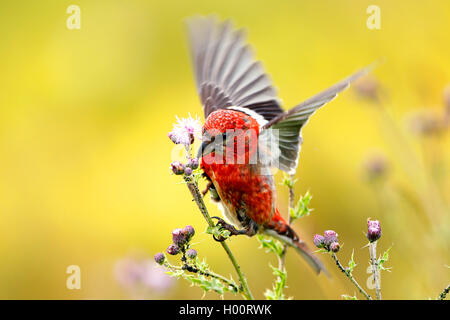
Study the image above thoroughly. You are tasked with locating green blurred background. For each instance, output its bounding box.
[0,0,448,299]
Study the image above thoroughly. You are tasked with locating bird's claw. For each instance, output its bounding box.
[211,216,243,242]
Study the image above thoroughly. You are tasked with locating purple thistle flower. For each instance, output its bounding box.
[168,114,202,147]
[166,243,180,255]
[323,230,338,246]
[170,161,185,175]
[154,253,165,265]
[183,225,195,241]
[367,219,382,242]
[172,228,187,246]
[330,242,340,253]
[187,158,199,170]
[186,249,197,259]
[184,167,193,176]
[313,234,325,248]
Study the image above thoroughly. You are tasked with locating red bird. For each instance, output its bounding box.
[186,16,373,274]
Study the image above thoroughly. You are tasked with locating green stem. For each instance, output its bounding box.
[331,253,372,300]
[184,175,254,300]
[438,284,450,300]
[166,263,239,293]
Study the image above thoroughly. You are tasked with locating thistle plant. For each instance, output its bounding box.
[367,218,383,300]
[154,225,241,296]
[152,115,448,301]
[313,229,372,300]
[312,218,396,300]
[162,115,253,299]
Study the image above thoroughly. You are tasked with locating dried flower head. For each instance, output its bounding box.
[168,114,202,147]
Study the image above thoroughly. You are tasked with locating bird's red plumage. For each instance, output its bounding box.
[201,109,279,227]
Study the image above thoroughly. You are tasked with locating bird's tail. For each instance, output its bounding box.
[264,209,329,276]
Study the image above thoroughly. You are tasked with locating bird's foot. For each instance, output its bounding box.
[201,181,212,197]
[211,216,248,242]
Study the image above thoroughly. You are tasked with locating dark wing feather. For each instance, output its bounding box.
[186,16,283,120]
[262,64,376,174]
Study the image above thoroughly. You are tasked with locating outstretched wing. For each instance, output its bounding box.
[261,64,376,174]
[186,16,284,121]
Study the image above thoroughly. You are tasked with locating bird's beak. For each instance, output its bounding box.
[197,140,211,159]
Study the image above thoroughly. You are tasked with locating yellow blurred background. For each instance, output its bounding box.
[0,0,448,299]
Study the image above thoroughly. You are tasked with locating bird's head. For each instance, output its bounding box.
[198,109,260,165]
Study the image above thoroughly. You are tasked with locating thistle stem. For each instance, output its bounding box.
[184,175,254,300]
[369,241,382,300]
[438,284,450,300]
[331,253,372,300]
[279,174,295,270]
[166,263,239,293]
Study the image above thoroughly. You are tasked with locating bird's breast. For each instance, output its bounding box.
[202,162,276,226]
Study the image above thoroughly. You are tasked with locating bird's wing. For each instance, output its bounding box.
[186,16,284,121]
[260,64,376,174]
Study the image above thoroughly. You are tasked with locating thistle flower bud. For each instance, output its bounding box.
[171,161,185,175]
[166,244,180,255]
[187,158,199,170]
[367,219,382,242]
[323,230,338,246]
[183,225,195,241]
[408,111,442,136]
[353,76,380,102]
[154,252,165,265]
[364,154,388,181]
[186,249,197,259]
[184,167,193,176]
[313,234,325,248]
[330,242,340,253]
[172,228,188,247]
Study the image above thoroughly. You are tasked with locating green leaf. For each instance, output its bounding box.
[205,225,231,240]
[264,265,287,300]
[377,247,392,272]
[290,191,313,221]
[165,269,184,278]
[341,294,358,300]
[256,235,284,257]
[314,248,330,254]
[282,173,297,189]
[347,250,357,275]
